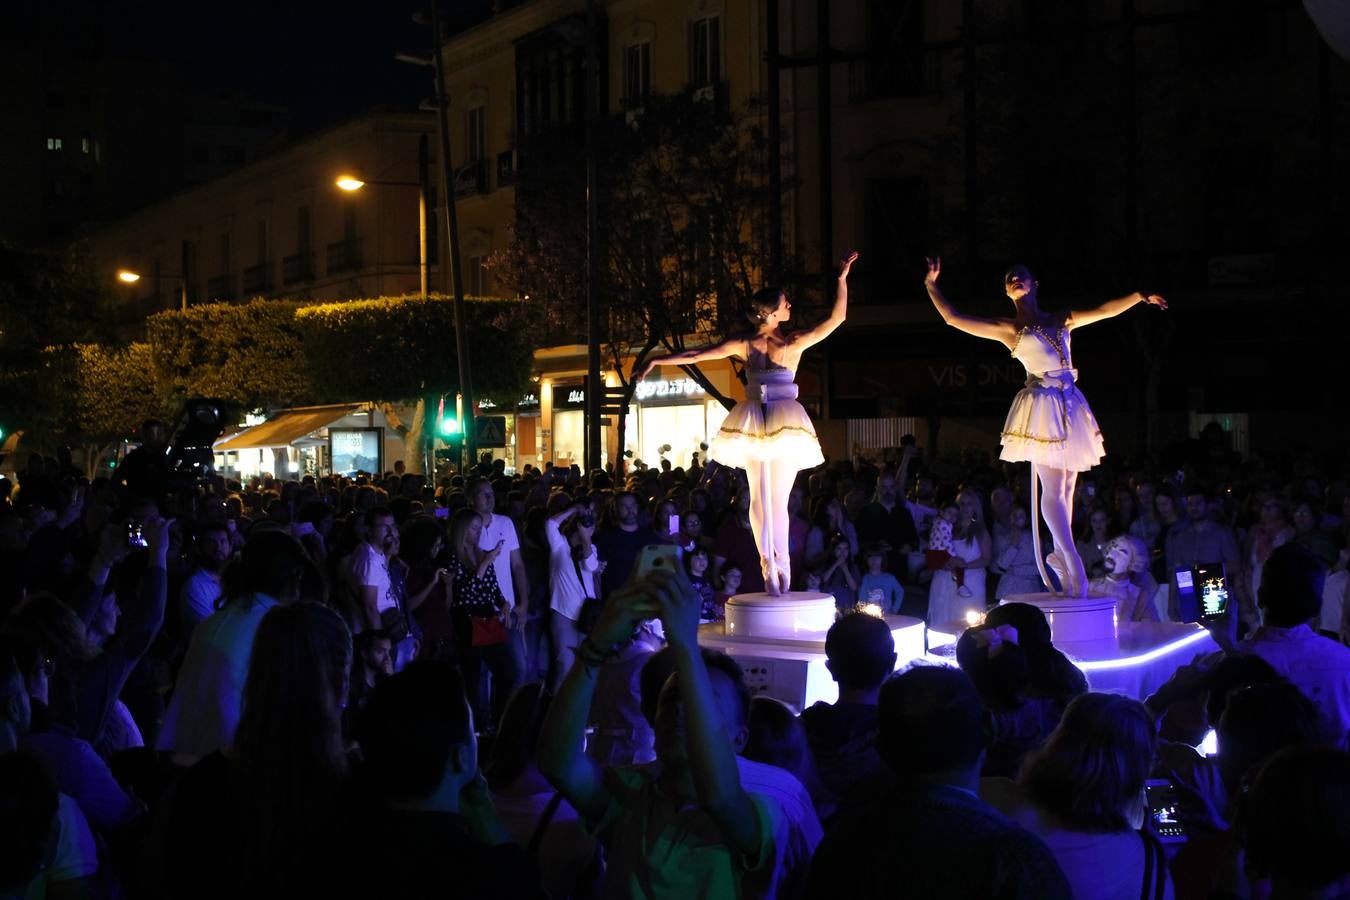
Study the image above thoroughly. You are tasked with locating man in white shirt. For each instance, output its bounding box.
[352,506,397,631]
[179,522,232,637]
[545,502,600,690]
[469,478,528,614]
[1234,543,1350,748]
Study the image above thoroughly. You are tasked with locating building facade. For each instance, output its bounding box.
[80,112,440,339]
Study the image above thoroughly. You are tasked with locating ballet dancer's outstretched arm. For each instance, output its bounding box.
[924,257,1018,346]
[1067,291,1168,329]
[794,250,859,351]
[637,337,746,381]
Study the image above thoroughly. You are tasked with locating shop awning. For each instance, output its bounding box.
[215,405,363,451]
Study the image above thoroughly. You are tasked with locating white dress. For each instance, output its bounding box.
[927,533,987,626]
[708,350,824,472]
[999,322,1105,473]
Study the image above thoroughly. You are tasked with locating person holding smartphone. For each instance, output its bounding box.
[538,565,789,898]
[544,502,601,691]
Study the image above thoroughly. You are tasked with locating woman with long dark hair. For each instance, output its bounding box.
[925,258,1166,596]
[157,602,352,897]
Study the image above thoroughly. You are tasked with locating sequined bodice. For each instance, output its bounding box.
[1010,323,1074,378]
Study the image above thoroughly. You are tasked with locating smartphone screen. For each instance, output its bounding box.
[1196,563,1229,620]
[669,514,681,534]
[1145,780,1187,841]
[433,507,450,519]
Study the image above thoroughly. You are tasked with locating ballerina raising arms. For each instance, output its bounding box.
[923,257,1167,597]
[641,250,859,596]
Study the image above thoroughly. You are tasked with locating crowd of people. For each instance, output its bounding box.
[1,426,1349,898]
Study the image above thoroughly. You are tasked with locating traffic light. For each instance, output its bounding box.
[437,414,460,438]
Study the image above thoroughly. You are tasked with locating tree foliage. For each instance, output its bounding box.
[493,92,785,408]
[145,299,311,411]
[295,294,532,403]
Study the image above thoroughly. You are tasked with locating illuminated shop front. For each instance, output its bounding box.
[625,376,729,470]
[549,384,609,470]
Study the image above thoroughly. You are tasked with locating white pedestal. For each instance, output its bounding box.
[724,590,837,640]
[1001,592,1118,643]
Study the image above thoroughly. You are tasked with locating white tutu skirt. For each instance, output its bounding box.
[999,381,1105,473]
[709,398,825,471]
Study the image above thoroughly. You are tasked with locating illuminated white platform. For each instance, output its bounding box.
[699,590,926,710]
[724,590,838,640]
[1001,592,1118,643]
[925,620,1219,700]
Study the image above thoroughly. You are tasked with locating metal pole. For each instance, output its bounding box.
[180,239,189,313]
[767,0,782,285]
[816,0,832,296]
[418,133,429,300]
[584,0,602,474]
[429,1,475,471]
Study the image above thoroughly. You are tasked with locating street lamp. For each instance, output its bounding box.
[116,268,187,313]
[333,134,431,299]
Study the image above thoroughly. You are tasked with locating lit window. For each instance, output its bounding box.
[46,137,63,151]
[624,42,652,102]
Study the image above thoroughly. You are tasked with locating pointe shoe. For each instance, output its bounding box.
[773,553,792,596]
[1045,551,1070,596]
[761,557,782,596]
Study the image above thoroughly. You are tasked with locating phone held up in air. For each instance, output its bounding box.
[126,520,149,549]
[635,543,683,580]
[1144,778,1188,844]
[1175,562,1229,624]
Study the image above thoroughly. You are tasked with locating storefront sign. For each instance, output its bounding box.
[635,377,706,403]
[518,393,540,410]
[551,385,586,410]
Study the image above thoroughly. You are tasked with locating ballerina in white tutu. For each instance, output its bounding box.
[640,250,859,595]
[923,258,1167,597]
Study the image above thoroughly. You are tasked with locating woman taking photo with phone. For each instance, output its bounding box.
[924,258,1166,597]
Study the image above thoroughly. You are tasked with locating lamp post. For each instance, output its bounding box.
[116,268,187,313]
[334,134,431,300]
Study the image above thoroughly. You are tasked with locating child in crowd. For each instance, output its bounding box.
[685,547,718,622]
[858,543,904,614]
[927,503,971,597]
[707,561,742,622]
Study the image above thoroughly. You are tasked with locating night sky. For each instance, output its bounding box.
[15,0,494,134]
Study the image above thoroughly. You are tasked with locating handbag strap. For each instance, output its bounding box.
[527,791,566,857]
[1138,828,1165,900]
[572,550,593,600]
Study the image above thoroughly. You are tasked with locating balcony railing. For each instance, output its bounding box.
[242,261,272,295]
[206,273,236,302]
[282,251,314,285]
[326,238,362,275]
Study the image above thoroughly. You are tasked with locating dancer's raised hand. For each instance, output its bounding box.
[925,256,941,287]
[1141,293,1168,310]
[839,250,859,278]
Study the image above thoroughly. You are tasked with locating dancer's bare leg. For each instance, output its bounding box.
[768,458,797,594]
[1035,464,1088,597]
[745,459,778,595]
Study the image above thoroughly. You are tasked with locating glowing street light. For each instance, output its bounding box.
[116,267,186,313]
[333,156,429,299]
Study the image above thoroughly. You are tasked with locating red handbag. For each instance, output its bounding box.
[470,614,508,647]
